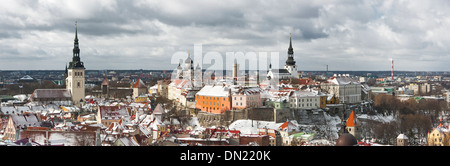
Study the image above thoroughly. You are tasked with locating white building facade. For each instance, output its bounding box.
[289,90,321,110]
[321,74,361,104]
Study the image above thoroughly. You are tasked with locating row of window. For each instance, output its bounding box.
[67,81,83,88]
[290,98,319,102]
[196,96,227,101]
[434,138,443,143]
[197,101,224,106]
[69,71,84,76]
[196,95,259,101]
[196,101,259,108]
[290,103,318,108]
[203,106,222,111]
[234,96,259,101]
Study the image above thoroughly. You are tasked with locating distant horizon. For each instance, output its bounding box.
[2,69,450,73]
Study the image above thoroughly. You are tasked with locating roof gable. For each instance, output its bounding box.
[132,78,146,88]
[152,104,164,115]
[32,89,71,99]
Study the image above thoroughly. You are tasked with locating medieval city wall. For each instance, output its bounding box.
[197,107,328,128]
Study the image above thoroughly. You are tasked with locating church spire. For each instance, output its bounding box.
[69,21,84,69]
[288,33,293,55]
[286,34,296,66]
[75,21,78,41]
[73,21,80,58]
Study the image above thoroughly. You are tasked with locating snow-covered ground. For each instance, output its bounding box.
[357,113,395,123]
[228,120,283,134]
[183,117,205,131]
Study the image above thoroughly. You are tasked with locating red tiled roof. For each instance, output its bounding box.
[101,77,109,86]
[347,111,356,127]
[132,78,146,88]
[279,121,289,130]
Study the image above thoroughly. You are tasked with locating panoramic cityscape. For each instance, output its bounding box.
[1,0,450,162]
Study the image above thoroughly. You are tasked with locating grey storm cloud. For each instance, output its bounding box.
[1,0,450,71]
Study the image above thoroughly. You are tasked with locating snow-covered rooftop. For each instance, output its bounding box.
[196,85,231,97]
[326,75,360,85]
[291,90,320,98]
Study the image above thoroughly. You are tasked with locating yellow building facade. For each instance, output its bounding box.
[427,127,450,146]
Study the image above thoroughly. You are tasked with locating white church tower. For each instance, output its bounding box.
[66,22,85,107]
[183,50,194,81]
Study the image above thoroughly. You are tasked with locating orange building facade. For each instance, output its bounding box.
[195,95,231,114]
[195,85,232,114]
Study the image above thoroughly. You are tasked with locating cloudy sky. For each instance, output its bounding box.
[1,0,450,71]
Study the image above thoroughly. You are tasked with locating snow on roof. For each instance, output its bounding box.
[118,137,140,146]
[98,105,130,120]
[233,87,262,96]
[434,126,450,133]
[129,102,147,108]
[11,114,41,128]
[138,125,152,136]
[140,114,163,130]
[397,134,408,139]
[13,94,28,101]
[150,85,158,90]
[269,69,291,74]
[184,117,204,131]
[170,79,192,89]
[24,130,96,146]
[61,106,79,112]
[268,90,293,97]
[1,106,17,114]
[30,105,45,111]
[196,85,230,97]
[278,121,298,133]
[326,75,360,85]
[20,75,34,80]
[262,90,293,102]
[1,104,66,115]
[32,89,72,99]
[290,90,319,98]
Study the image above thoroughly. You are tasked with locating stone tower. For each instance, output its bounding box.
[345,111,360,140]
[183,50,194,81]
[397,134,409,146]
[194,63,203,87]
[66,21,85,107]
[233,58,239,85]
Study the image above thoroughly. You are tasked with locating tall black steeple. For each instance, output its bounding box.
[68,21,84,69]
[285,34,296,66]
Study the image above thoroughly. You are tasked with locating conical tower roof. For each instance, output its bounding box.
[346,111,356,127]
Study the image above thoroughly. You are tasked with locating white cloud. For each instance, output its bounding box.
[1,0,450,71]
